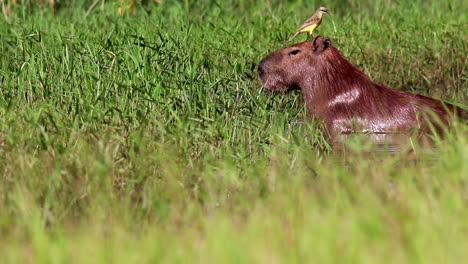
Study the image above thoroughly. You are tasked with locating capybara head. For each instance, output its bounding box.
[258,36,333,92]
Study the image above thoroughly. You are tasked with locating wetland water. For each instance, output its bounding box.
[288,119,440,156]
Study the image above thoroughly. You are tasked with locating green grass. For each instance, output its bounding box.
[0,0,467,263]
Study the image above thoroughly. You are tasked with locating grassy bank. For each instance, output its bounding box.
[1,0,467,263]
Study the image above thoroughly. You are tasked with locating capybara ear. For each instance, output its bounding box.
[323,37,332,47]
[312,36,331,53]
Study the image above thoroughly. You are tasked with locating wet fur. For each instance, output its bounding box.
[258,36,466,138]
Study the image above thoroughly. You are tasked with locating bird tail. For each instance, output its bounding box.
[288,31,300,42]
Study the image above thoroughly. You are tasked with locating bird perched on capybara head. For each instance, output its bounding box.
[258,36,466,139]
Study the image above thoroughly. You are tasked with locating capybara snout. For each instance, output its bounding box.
[258,36,331,92]
[257,60,267,80]
[258,52,286,91]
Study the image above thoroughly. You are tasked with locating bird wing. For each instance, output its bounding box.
[297,16,321,32]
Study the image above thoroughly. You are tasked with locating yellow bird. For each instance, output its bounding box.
[288,7,330,42]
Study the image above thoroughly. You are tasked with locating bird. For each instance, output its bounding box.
[288,7,330,42]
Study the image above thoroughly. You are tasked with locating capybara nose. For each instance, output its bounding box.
[258,60,267,80]
[258,65,265,79]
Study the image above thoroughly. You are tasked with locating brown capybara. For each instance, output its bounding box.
[258,36,466,140]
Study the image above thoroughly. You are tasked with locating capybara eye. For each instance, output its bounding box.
[288,49,301,56]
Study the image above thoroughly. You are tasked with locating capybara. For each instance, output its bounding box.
[258,36,466,140]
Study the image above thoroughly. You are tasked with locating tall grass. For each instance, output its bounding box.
[0,0,467,263]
